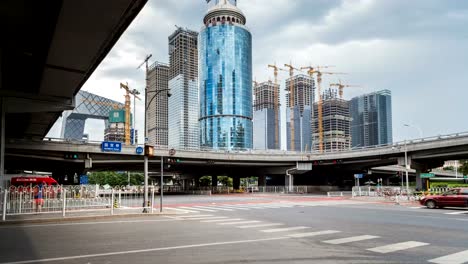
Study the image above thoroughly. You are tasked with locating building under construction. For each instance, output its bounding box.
[285,74,315,152]
[313,88,351,152]
[146,61,170,147]
[104,109,137,143]
[168,27,199,149]
[253,81,280,150]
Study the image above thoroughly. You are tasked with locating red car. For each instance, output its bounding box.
[420,188,468,209]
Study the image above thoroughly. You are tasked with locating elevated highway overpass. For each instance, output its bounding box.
[5,131,468,188]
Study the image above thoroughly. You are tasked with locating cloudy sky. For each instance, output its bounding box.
[48,0,468,149]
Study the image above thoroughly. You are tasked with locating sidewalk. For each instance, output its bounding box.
[351,196,421,206]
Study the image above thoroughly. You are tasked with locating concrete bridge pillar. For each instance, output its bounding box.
[211,176,218,187]
[232,176,240,190]
[285,174,294,191]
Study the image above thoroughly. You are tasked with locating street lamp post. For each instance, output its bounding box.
[403,123,422,194]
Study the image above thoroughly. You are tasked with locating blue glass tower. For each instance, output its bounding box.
[199,0,253,150]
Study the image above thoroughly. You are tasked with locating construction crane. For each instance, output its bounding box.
[120,82,141,146]
[301,65,344,153]
[267,63,283,149]
[329,80,361,99]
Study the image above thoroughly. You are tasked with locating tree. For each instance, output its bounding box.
[443,166,454,171]
[460,160,468,176]
[218,176,233,187]
[199,176,211,187]
[88,171,144,187]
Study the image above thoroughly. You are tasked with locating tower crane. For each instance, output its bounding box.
[120,82,141,146]
[301,65,344,153]
[329,80,361,99]
[267,63,283,149]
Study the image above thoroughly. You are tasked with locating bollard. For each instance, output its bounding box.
[2,190,8,221]
[110,189,114,215]
[62,189,66,217]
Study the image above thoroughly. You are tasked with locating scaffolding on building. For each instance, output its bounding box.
[313,88,351,152]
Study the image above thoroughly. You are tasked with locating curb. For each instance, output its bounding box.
[0,212,180,226]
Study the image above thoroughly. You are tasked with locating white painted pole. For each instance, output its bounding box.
[110,189,114,215]
[2,190,7,221]
[62,189,66,217]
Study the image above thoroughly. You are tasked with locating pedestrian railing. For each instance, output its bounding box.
[258,185,343,194]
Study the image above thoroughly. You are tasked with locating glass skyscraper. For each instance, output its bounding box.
[199,0,253,150]
[350,90,393,147]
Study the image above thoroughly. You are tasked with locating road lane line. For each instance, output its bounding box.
[215,205,250,210]
[261,226,310,233]
[195,206,233,211]
[184,217,228,221]
[200,218,244,223]
[238,223,284,229]
[288,230,341,238]
[323,235,380,245]
[367,241,429,253]
[428,249,468,264]
[445,211,468,215]
[0,236,290,264]
[178,215,213,218]
[232,204,267,209]
[182,206,216,212]
[217,221,261,225]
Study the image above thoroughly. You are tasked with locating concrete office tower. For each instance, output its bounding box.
[168,27,199,150]
[146,61,170,147]
[285,74,315,152]
[199,0,253,150]
[313,88,351,152]
[350,90,392,147]
[253,81,281,150]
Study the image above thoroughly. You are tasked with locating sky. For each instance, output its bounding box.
[47,0,468,149]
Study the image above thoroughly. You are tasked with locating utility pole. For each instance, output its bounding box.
[137,54,152,213]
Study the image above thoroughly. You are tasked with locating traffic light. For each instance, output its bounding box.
[145,145,154,157]
[166,158,181,164]
[64,153,79,159]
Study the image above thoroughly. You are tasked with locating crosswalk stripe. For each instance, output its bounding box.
[261,226,310,233]
[367,241,429,253]
[189,206,219,212]
[169,207,200,213]
[200,218,244,223]
[183,217,228,221]
[233,204,267,209]
[238,223,284,229]
[196,206,234,211]
[178,214,213,218]
[323,235,379,245]
[218,221,261,225]
[288,230,341,238]
[179,206,215,212]
[428,249,468,264]
[213,205,250,210]
[445,211,468,215]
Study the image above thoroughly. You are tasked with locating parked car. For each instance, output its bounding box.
[420,188,468,209]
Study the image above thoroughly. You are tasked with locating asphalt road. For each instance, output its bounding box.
[0,195,467,264]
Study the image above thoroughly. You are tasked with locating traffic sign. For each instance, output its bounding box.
[420,173,435,178]
[136,146,144,155]
[354,174,363,179]
[101,141,122,152]
[80,175,88,185]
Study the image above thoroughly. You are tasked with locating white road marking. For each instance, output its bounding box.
[0,236,290,264]
[288,230,341,238]
[200,218,244,223]
[169,207,199,213]
[183,206,217,212]
[217,221,261,226]
[323,235,380,245]
[237,223,284,229]
[261,226,310,233]
[409,206,425,209]
[178,215,213,218]
[367,241,429,253]
[183,217,228,221]
[428,249,468,264]
[195,206,233,211]
[215,205,250,210]
[445,211,468,215]
[232,204,267,209]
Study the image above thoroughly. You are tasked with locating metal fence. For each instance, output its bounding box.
[0,185,166,221]
[257,185,343,194]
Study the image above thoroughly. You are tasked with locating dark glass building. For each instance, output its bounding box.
[350,90,393,147]
[199,0,253,150]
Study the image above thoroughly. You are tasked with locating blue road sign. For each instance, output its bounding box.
[136,146,144,155]
[354,174,364,179]
[80,175,88,185]
[102,141,122,152]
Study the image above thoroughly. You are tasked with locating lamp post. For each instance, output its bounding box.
[403,123,421,194]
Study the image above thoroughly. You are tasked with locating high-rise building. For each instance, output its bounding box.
[350,90,392,147]
[285,74,315,152]
[168,27,199,149]
[146,61,169,147]
[253,81,280,150]
[104,109,137,144]
[199,0,253,150]
[313,88,351,152]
